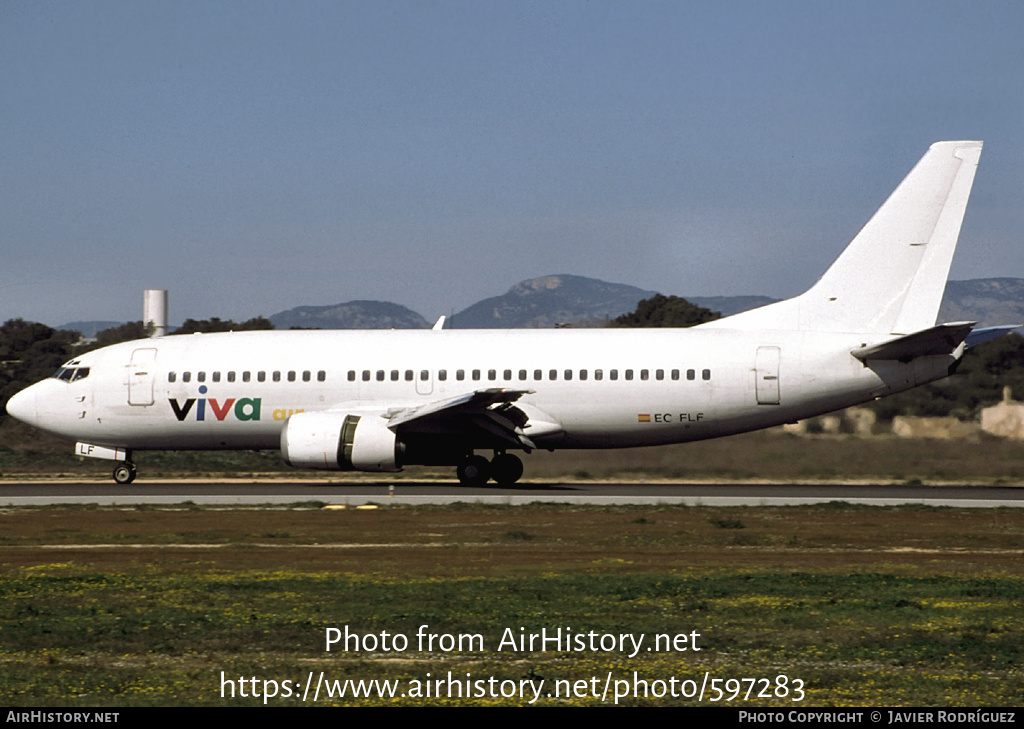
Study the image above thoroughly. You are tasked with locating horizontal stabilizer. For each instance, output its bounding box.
[965,325,1022,348]
[851,322,975,363]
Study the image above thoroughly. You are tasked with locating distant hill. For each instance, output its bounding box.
[450,274,659,328]
[938,279,1024,329]
[57,321,123,338]
[268,300,429,330]
[56,277,1024,333]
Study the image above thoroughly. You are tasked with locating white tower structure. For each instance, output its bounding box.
[143,289,168,338]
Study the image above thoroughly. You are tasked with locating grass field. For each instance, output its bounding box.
[2,501,1023,706]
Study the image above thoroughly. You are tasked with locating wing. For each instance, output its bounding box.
[383,388,542,450]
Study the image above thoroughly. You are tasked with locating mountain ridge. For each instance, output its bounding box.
[57,275,1024,333]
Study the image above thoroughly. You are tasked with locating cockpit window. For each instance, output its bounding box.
[53,367,90,383]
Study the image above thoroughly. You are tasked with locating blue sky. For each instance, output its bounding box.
[2,0,1022,326]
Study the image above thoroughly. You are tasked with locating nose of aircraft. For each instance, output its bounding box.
[5,384,39,426]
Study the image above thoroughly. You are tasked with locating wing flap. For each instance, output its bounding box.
[385,388,532,428]
[384,388,540,449]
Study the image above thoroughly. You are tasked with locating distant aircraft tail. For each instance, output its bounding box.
[702,141,983,335]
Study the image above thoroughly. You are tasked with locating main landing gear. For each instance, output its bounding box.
[456,452,524,487]
[113,459,137,485]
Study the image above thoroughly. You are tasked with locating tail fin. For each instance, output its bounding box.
[703,141,983,334]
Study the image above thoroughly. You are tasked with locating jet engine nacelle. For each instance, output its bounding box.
[280,411,400,471]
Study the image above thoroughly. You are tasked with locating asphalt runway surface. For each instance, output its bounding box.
[2,480,1023,507]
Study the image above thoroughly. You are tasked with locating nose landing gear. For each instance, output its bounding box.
[113,460,137,485]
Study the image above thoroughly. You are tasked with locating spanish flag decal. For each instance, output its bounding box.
[638,414,651,423]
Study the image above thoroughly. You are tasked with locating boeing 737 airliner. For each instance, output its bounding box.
[6,141,1004,486]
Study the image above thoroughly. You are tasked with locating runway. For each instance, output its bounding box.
[2,480,1023,507]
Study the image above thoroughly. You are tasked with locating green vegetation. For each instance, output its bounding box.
[2,503,1022,706]
[91,321,152,348]
[172,316,274,335]
[610,294,720,327]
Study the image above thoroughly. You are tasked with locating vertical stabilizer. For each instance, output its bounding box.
[703,141,982,334]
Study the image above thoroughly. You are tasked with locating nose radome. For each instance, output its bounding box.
[6,385,39,425]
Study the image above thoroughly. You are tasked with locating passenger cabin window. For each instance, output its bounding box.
[438,370,447,381]
[197,372,206,383]
[687,369,695,381]
[702,369,711,381]
[183,372,192,383]
[318,370,326,382]
[391,370,400,381]
[168,372,177,383]
[259,371,267,382]
[228,371,236,383]
[274,371,282,382]
[456,370,465,381]
[303,370,311,382]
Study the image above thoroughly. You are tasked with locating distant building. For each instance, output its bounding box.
[981,387,1024,440]
[891,416,979,440]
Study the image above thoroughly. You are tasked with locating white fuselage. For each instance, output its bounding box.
[9,326,954,454]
